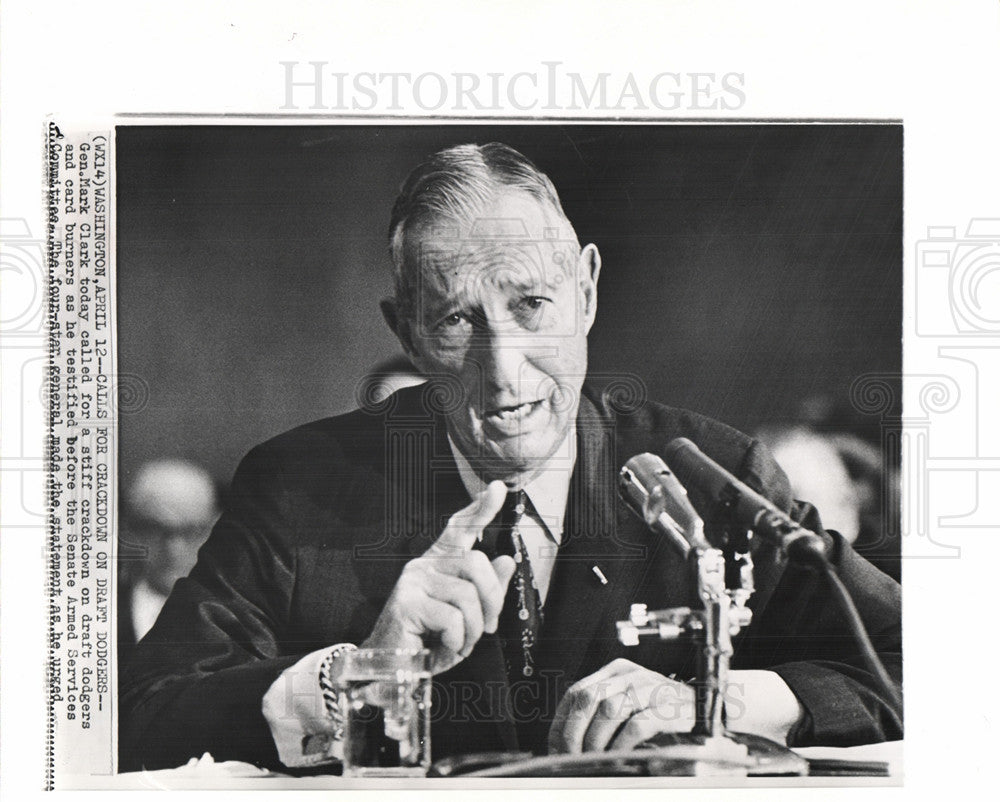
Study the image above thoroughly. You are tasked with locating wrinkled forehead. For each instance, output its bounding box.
[402,193,580,305]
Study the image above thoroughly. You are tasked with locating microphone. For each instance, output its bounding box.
[618,453,711,557]
[664,437,829,566]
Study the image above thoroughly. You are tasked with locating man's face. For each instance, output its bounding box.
[143,521,215,596]
[389,191,601,484]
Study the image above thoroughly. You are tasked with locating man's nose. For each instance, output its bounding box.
[472,327,529,393]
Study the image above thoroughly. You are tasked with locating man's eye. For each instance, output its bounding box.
[439,313,467,329]
[521,296,548,311]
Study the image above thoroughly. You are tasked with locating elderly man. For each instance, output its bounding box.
[120,143,901,772]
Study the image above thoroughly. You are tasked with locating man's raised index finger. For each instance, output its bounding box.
[427,480,507,555]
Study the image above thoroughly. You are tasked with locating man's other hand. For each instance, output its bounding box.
[548,660,806,753]
[362,480,517,674]
[548,659,696,754]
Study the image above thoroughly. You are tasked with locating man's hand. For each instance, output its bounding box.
[548,660,807,753]
[548,659,696,754]
[362,480,517,674]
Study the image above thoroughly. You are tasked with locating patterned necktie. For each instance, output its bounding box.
[489,490,545,681]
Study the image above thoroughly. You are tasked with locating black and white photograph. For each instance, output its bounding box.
[112,123,902,780]
[4,3,1000,799]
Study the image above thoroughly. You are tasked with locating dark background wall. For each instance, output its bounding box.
[116,124,902,486]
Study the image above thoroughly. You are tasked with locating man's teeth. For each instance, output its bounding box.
[492,401,535,421]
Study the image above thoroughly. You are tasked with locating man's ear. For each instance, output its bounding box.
[380,298,419,358]
[578,243,602,332]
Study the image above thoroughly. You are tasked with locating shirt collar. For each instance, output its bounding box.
[131,577,169,641]
[447,429,577,544]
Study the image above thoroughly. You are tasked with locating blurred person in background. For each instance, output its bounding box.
[757,415,901,582]
[117,458,221,664]
[755,426,863,544]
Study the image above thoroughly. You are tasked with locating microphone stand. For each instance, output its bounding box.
[615,529,808,776]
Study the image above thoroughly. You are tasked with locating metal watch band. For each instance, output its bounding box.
[317,643,357,738]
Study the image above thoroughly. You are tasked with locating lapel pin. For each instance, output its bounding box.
[592,565,608,585]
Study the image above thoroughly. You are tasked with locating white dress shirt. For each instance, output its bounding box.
[447,430,576,604]
[130,577,169,642]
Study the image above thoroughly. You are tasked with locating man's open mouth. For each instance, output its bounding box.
[486,400,542,422]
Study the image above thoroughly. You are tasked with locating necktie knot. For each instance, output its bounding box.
[501,488,527,523]
[483,489,527,558]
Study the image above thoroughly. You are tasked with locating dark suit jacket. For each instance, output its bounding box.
[119,383,902,771]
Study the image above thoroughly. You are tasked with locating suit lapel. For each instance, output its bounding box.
[534,394,654,692]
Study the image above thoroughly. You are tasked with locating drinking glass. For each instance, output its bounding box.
[338,648,432,777]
